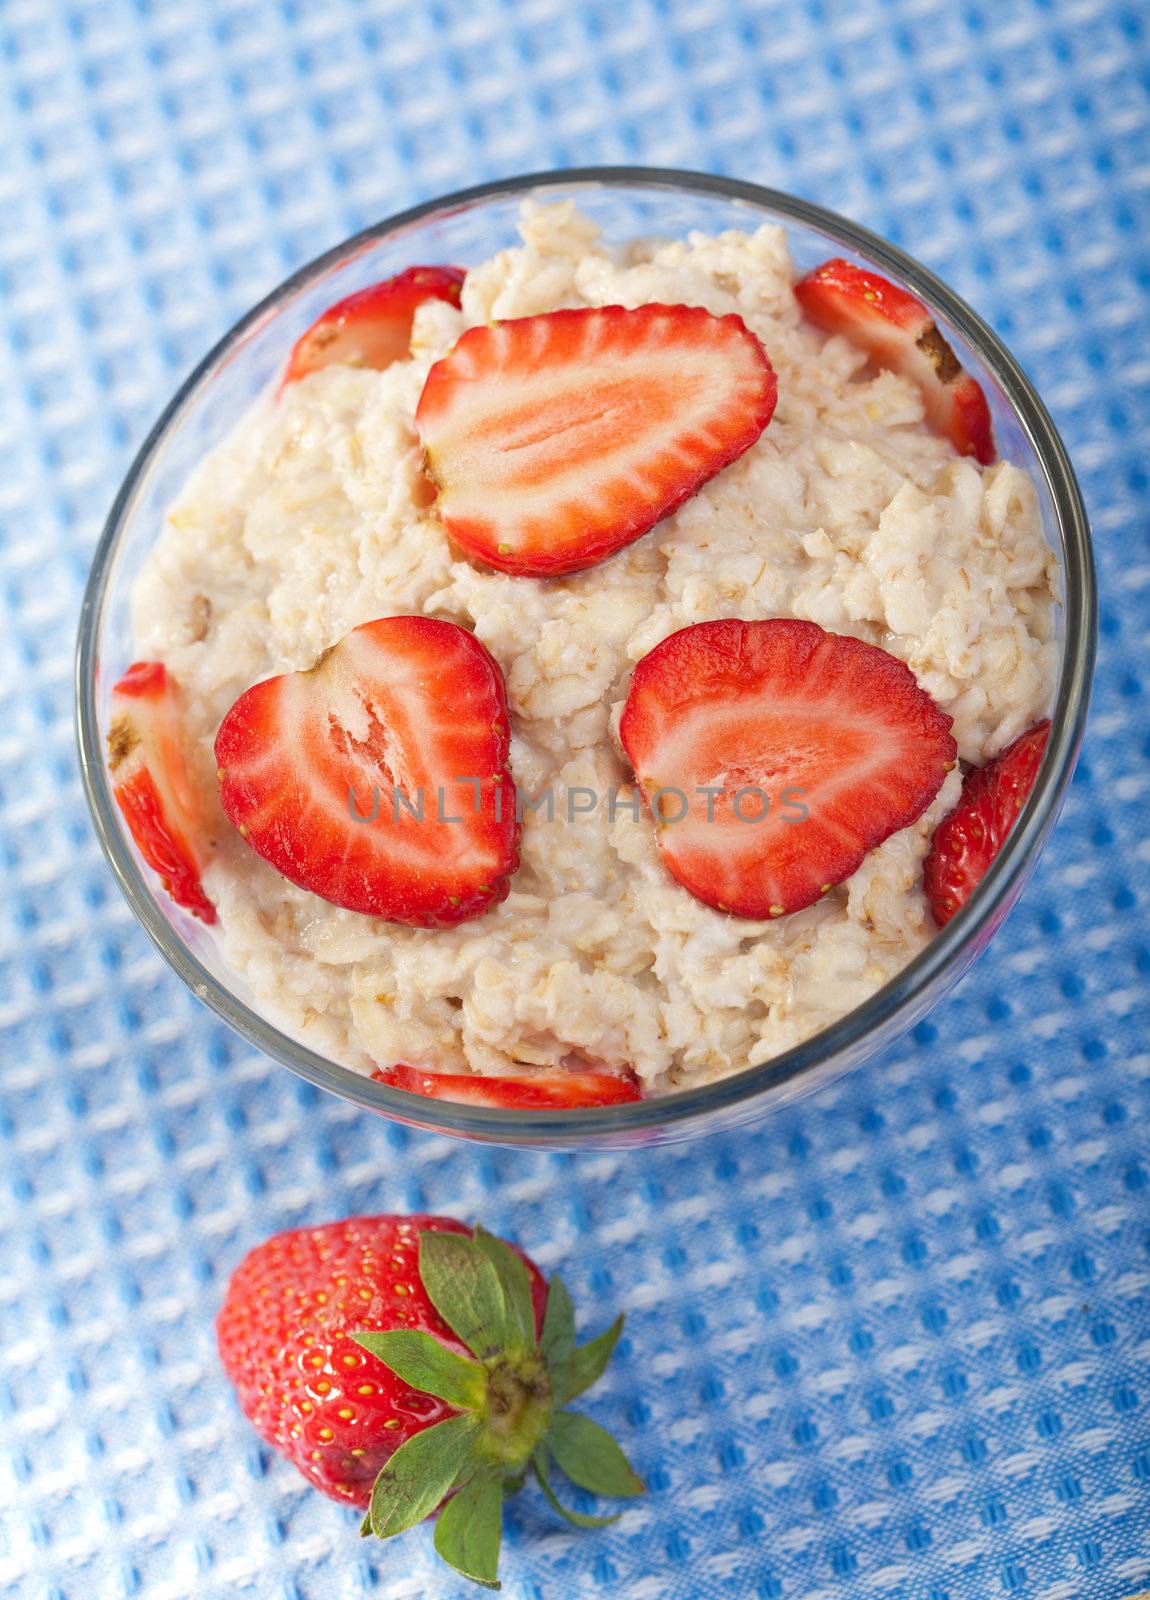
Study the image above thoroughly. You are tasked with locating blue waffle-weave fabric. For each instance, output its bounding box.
[1,0,1149,1595]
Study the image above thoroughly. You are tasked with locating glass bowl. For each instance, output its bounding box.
[75,168,1096,1151]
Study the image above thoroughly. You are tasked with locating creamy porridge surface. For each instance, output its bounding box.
[133,202,1057,1094]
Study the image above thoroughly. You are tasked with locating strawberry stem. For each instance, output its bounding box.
[475,1355,552,1466]
[357,1227,643,1587]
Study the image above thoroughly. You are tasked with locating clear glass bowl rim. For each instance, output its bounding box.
[75,165,1096,1145]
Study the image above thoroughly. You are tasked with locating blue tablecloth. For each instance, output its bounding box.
[2,1,1148,1595]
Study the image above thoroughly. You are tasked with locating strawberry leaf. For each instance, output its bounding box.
[533,1448,621,1529]
[547,1412,645,1499]
[473,1227,536,1353]
[418,1231,510,1360]
[368,1412,480,1539]
[352,1329,486,1411]
[540,1274,576,1370]
[553,1314,624,1407]
[433,1467,504,1589]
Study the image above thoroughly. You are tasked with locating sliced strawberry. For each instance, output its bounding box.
[923,720,1050,926]
[415,303,777,577]
[283,266,465,384]
[214,616,519,926]
[107,661,216,923]
[795,258,995,464]
[618,619,956,920]
[373,1063,643,1108]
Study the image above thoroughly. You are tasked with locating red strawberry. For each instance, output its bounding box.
[106,661,216,922]
[415,303,777,577]
[923,720,1050,926]
[795,258,995,464]
[214,616,519,926]
[373,1063,642,1108]
[218,1215,643,1587]
[218,1218,543,1507]
[619,619,956,920]
[284,266,465,385]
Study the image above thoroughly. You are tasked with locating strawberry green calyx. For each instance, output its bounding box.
[351,1226,643,1589]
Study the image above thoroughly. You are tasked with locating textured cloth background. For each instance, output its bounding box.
[1,0,1149,1596]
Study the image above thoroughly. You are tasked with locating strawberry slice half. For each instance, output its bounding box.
[923,719,1050,926]
[214,616,519,926]
[373,1063,643,1108]
[107,662,216,923]
[283,266,465,385]
[794,258,995,464]
[415,303,778,577]
[619,619,957,920]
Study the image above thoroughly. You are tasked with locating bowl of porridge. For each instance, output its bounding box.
[75,168,1095,1149]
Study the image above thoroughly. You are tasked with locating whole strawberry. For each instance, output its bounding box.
[218,1215,642,1587]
